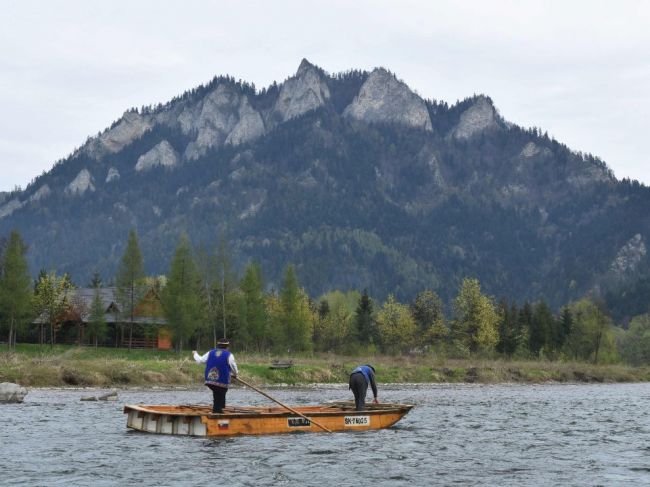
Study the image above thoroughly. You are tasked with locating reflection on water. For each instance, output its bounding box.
[1,383,650,486]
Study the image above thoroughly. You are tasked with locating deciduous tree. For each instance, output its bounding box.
[376,295,417,353]
[317,290,359,352]
[618,313,650,365]
[34,272,70,348]
[565,298,616,363]
[451,278,499,353]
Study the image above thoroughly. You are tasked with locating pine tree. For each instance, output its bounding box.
[554,307,573,350]
[316,290,359,352]
[239,262,266,351]
[278,265,311,352]
[529,300,553,356]
[87,287,107,348]
[34,268,47,292]
[0,231,33,348]
[215,237,238,342]
[162,234,202,352]
[195,245,219,348]
[318,299,331,319]
[496,299,520,357]
[313,298,330,349]
[115,230,144,350]
[89,272,103,289]
[411,290,446,347]
[266,290,285,350]
[61,273,75,289]
[518,302,533,355]
[354,289,375,345]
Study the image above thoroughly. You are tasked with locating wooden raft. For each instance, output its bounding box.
[123,402,413,436]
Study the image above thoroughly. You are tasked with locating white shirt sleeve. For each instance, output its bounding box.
[229,354,239,375]
[193,351,210,363]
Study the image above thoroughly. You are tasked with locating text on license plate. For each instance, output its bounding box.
[344,416,370,426]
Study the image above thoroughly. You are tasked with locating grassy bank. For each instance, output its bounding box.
[2,344,650,387]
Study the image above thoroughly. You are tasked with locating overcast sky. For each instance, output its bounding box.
[1,0,649,192]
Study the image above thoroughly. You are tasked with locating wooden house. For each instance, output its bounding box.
[34,286,172,349]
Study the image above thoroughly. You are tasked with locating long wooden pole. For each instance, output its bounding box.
[233,376,332,433]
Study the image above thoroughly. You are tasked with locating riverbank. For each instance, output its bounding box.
[1,344,649,387]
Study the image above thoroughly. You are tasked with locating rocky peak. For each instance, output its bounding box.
[86,111,153,158]
[65,169,95,196]
[182,84,265,159]
[135,140,180,172]
[567,162,614,188]
[225,96,265,146]
[197,84,241,132]
[450,96,499,140]
[28,184,51,202]
[521,142,541,158]
[273,59,331,123]
[296,58,318,77]
[609,234,647,280]
[343,68,432,131]
[105,167,120,183]
[0,199,23,219]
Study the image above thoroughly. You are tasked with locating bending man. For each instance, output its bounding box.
[349,364,378,411]
[193,338,238,414]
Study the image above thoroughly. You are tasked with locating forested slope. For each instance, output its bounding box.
[1,60,648,318]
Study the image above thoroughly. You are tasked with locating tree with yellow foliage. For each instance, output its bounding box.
[376,295,417,353]
[451,278,499,353]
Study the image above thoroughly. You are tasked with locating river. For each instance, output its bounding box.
[1,383,649,486]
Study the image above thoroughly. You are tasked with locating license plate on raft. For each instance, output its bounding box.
[344,416,370,426]
[288,417,311,427]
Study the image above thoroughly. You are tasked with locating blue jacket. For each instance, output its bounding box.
[205,349,232,388]
[351,365,372,384]
[350,365,378,397]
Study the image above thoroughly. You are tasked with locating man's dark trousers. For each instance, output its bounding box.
[207,384,227,413]
[349,372,368,411]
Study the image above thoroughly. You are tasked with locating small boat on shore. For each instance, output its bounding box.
[124,401,413,436]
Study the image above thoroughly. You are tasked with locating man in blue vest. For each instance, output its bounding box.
[193,338,239,414]
[349,364,379,411]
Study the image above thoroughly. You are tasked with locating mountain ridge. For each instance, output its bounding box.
[1,59,648,320]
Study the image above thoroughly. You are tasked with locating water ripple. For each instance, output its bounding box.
[2,383,650,486]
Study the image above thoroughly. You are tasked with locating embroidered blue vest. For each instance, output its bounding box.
[205,349,232,388]
[351,365,372,385]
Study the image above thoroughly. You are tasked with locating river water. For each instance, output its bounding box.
[2,383,650,486]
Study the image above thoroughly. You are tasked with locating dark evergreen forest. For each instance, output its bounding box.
[1,65,649,323]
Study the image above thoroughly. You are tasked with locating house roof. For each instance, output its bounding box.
[33,287,167,325]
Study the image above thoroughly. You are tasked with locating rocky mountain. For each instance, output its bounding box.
[1,59,649,319]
